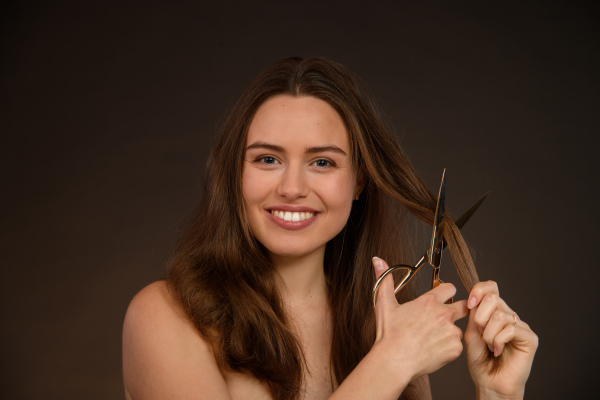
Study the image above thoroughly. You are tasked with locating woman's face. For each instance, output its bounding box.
[242,95,359,261]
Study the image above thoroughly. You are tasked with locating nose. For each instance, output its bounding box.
[276,163,310,200]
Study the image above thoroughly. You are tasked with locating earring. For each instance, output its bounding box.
[354,194,360,201]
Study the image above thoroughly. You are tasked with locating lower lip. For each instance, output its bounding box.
[266,211,319,230]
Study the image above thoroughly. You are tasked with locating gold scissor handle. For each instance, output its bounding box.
[432,268,453,304]
[372,261,423,309]
[372,255,454,309]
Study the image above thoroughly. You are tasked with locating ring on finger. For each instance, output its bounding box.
[511,312,519,325]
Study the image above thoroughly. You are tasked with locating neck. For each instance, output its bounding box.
[270,247,329,307]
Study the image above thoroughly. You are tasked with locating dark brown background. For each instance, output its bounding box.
[1,1,598,399]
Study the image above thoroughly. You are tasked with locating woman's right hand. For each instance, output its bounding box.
[372,257,470,379]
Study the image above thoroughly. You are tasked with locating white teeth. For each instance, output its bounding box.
[271,210,315,222]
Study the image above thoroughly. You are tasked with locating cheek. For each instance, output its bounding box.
[241,170,253,204]
[321,174,356,213]
[241,169,263,236]
[242,168,266,205]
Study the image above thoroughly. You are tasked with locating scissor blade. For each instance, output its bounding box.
[454,191,490,230]
[392,189,490,296]
[439,191,490,252]
[428,169,446,266]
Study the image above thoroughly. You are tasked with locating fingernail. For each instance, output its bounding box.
[494,347,500,357]
[468,296,476,309]
[487,344,494,353]
[372,257,383,272]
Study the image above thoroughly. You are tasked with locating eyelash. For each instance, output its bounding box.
[252,156,336,168]
[253,156,280,165]
[312,159,335,168]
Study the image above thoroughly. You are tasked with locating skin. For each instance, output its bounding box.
[241,95,359,398]
[122,95,538,399]
[372,258,538,400]
[242,95,358,264]
[465,281,539,399]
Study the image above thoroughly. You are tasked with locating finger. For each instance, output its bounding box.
[467,280,499,309]
[472,291,512,332]
[464,304,486,348]
[448,299,469,322]
[427,282,457,304]
[372,257,397,310]
[482,310,516,351]
[372,257,395,342]
[492,321,539,357]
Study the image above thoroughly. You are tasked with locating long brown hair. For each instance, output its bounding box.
[167,57,480,400]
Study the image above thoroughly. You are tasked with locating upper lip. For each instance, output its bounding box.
[266,205,319,213]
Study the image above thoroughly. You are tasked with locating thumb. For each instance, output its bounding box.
[372,257,396,339]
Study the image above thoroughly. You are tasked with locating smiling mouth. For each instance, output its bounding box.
[270,210,316,222]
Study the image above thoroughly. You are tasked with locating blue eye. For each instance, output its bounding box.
[255,156,279,165]
[313,159,333,168]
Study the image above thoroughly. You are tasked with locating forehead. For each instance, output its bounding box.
[247,95,350,149]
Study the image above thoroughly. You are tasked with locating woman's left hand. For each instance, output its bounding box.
[464,281,538,399]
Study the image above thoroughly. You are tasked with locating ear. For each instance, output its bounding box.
[354,185,364,200]
[354,170,366,200]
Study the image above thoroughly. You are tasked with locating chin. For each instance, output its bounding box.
[262,240,326,260]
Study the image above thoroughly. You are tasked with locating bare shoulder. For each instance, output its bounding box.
[123,281,232,400]
[124,281,188,333]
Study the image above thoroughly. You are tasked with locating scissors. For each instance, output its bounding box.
[372,169,489,309]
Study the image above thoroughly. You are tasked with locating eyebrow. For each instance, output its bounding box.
[246,142,347,156]
[246,142,284,152]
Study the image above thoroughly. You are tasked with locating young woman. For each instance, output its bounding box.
[122,57,538,400]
